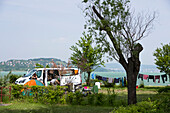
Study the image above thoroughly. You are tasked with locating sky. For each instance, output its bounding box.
[0,0,169,65]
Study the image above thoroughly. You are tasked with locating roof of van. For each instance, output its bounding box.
[34,68,79,70]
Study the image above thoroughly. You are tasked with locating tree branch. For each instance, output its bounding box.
[92,6,128,70]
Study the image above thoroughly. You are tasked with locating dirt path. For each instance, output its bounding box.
[98,88,157,94]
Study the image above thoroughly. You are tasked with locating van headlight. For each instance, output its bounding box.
[19,79,26,83]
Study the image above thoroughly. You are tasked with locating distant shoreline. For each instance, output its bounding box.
[0,71,27,72]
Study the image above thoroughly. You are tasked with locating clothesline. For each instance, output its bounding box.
[91,73,126,86]
[138,74,167,83]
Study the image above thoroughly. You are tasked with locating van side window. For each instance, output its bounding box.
[54,70,59,76]
[47,70,53,81]
[36,70,42,78]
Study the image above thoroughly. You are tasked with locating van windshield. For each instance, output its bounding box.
[24,70,37,77]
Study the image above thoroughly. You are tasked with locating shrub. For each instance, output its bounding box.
[112,92,170,113]
[112,101,157,113]
[106,88,116,106]
[73,91,84,105]
[139,81,144,88]
[12,84,24,98]
[87,94,95,105]
[103,81,115,87]
[95,93,104,106]
[1,88,11,103]
[9,74,21,83]
[158,86,170,93]
[11,85,67,104]
[66,92,74,104]
[154,92,170,112]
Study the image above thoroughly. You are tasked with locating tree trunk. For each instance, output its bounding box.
[126,53,141,105]
[126,68,138,104]
[87,72,91,86]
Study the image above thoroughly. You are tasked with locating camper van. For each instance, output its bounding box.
[15,68,82,90]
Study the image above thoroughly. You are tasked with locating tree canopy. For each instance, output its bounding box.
[70,32,104,85]
[154,43,170,76]
[82,0,155,104]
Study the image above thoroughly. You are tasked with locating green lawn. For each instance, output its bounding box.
[0,101,114,113]
[0,86,168,113]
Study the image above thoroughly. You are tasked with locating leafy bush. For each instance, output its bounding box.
[158,86,170,93]
[139,81,144,88]
[11,85,121,106]
[73,91,84,105]
[154,93,170,113]
[112,101,157,113]
[0,72,11,87]
[66,92,74,104]
[87,94,95,105]
[9,74,21,83]
[12,84,24,98]
[0,72,22,86]
[112,92,170,113]
[95,93,105,106]
[106,88,116,106]
[12,85,67,104]
[1,88,11,103]
[103,81,115,87]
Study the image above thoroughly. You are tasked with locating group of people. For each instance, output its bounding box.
[49,74,60,85]
[31,72,60,86]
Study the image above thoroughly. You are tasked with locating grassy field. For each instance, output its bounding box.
[0,86,168,113]
[0,101,114,113]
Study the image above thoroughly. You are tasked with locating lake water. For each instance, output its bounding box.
[0,71,27,77]
[0,71,169,86]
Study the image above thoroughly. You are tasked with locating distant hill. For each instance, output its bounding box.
[93,67,110,72]
[0,58,67,71]
[0,58,160,73]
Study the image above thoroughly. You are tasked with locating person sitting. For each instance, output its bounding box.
[50,74,60,86]
[32,73,37,79]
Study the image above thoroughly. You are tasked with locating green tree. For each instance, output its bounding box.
[35,63,50,68]
[70,32,104,86]
[82,0,155,104]
[154,43,170,81]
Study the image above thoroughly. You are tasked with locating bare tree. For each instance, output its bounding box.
[83,0,155,104]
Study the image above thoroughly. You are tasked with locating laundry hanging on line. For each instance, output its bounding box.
[138,73,168,83]
[114,78,120,83]
[108,78,113,83]
[138,74,143,81]
[148,75,154,82]
[161,74,167,83]
[91,73,95,79]
[143,75,149,80]
[96,75,102,80]
[155,75,160,83]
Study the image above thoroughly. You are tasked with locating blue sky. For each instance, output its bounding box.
[0,0,169,65]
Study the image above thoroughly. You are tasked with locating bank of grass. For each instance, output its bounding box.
[0,100,114,113]
[0,86,169,113]
[112,91,170,113]
[99,86,159,95]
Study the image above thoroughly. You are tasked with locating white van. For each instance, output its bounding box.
[15,68,82,91]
